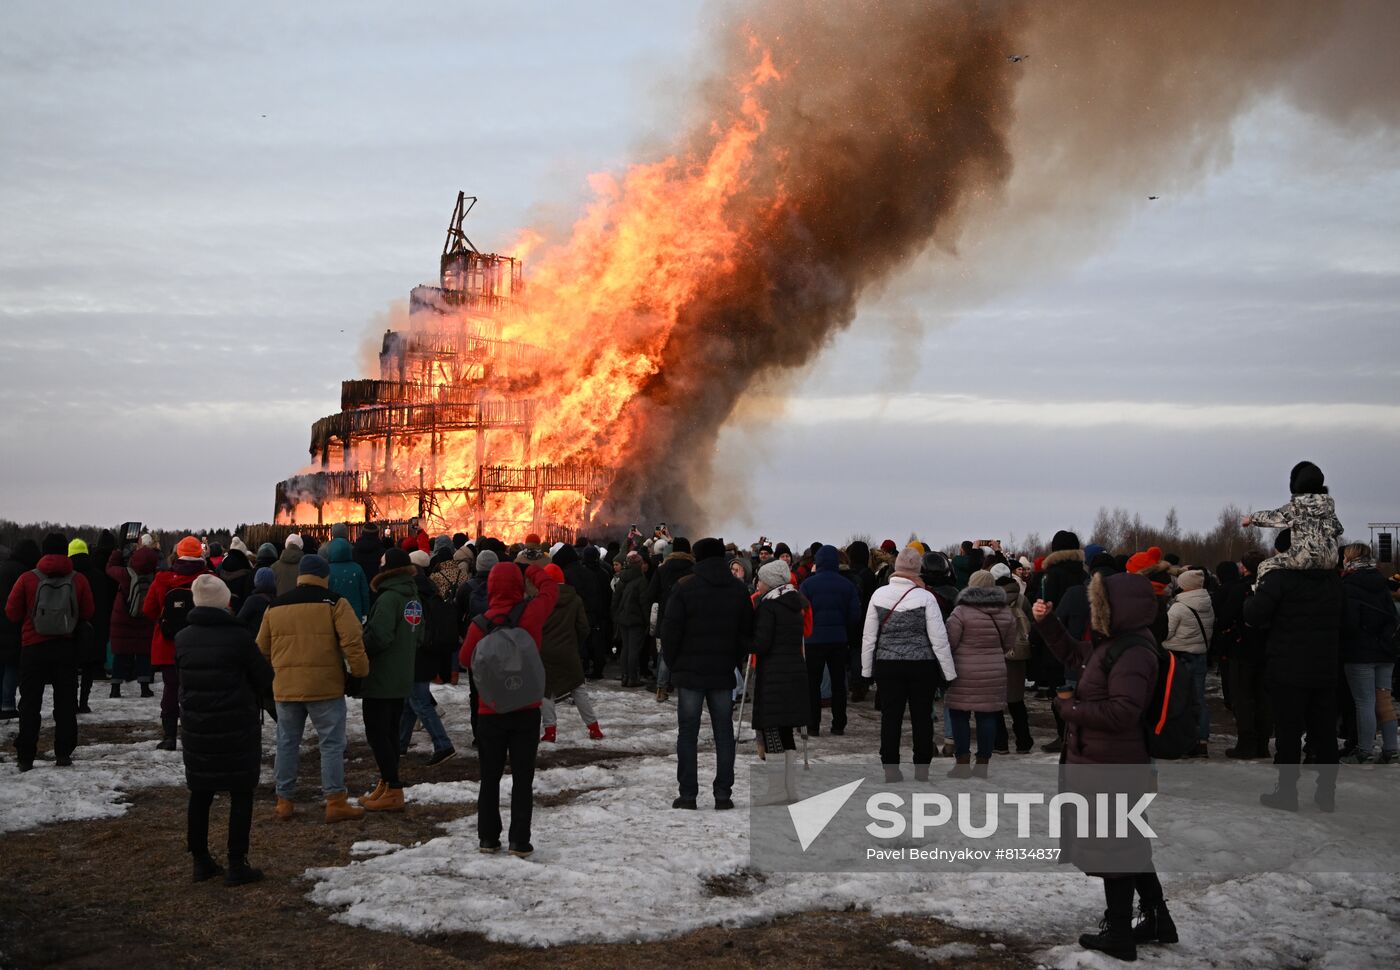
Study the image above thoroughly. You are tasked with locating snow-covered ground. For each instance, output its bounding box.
[5,679,1399,967]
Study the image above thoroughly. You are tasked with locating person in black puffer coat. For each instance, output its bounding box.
[0,540,41,718]
[751,558,810,806]
[661,537,754,810]
[554,542,610,679]
[352,524,384,585]
[1244,529,1345,811]
[176,575,274,886]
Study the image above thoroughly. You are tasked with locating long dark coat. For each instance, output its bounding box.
[176,607,274,792]
[751,588,809,730]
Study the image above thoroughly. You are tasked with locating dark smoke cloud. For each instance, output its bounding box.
[599,0,1397,528]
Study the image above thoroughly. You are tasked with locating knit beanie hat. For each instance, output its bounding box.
[433,535,454,556]
[139,533,155,548]
[672,537,692,555]
[383,547,411,571]
[1289,460,1326,495]
[298,554,330,579]
[360,523,379,538]
[880,539,898,554]
[543,563,565,584]
[968,569,997,589]
[453,543,475,563]
[176,535,203,560]
[894,547,923,575]
[1084,544,1106,564]
[989,562,1011,581]
[453,532,468,549]
[67,538,89,558]
[1177,569,1205,591]
[1050,530,1081,552]
[409,549,431,569]
[693,537,726,562]
[285,533,303,549]
[191,574,231,610]
[475,549,499,574]
[757,559,791,590]
[524,533,542,548]
[229,536,249,555]
[330,523,349,540]
[41,533,67,556]
[256,542,278,562]
[253,567,277,594]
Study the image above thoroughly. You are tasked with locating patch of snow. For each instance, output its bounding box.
[0,741,184,834]
[891,939,979,961]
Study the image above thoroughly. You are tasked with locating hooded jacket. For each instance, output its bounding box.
[458,562,559,715]
[256,575,370,702]
[799,545,862,646]
[752,587,810,729]
[1163,587,1215,654]
[1035,573,1160,766]
[324,538,372,619]
[271,544,305,597]
[359,566,419,699]
[143,558,208,666]
[943,585,1015,712]
[611,562,648,630]
[1039,548,1088,611]
[4,553,96,647]
[557,543,608,636]
[660,556,754,691]
[176,606,274,792]
[541,583,590,698]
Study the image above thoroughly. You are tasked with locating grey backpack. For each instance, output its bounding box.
[470,601,545,713]
[31,570,78,637]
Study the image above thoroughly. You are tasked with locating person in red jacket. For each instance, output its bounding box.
[144,536,208,750]
[458,561,558,857]
[398,517,433,554]
[4,533,95,771]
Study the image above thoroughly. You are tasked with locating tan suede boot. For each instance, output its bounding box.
[363,779,386,803]
[325,791,366,823]
[364,787,405,813]
[273,797,295,821]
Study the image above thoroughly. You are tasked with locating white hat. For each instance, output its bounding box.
[409,549,431,569]
[990,562,1012,580]
[191,574,231,610]
[285,533,304,549]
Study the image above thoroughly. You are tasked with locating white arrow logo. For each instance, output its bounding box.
[787,778,865,851]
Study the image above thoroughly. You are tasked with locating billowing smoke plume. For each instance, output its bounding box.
[512,0,1396,530]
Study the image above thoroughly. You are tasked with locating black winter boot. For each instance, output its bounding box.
[1132,901,1178,944]
[192,852,224,883]
[140,683,155,698]
[1260,765,1300,812]
[1079,915,1137,961]
[225,856,264,886]
[157,717,178,751]
[109,683,122,699]
[1010,702,1033,752]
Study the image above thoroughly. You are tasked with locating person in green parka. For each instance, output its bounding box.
[359,547,418,812]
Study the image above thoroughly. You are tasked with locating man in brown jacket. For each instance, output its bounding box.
[256,554,369,823]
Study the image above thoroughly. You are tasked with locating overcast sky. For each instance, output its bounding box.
[2,2,1398,549]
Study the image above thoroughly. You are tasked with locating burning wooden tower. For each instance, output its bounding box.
[274,192,611,540]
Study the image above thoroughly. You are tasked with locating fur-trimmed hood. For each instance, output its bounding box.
[1089,572,1159,638]
[1041,549,1085,569]
[955,585,1008,608]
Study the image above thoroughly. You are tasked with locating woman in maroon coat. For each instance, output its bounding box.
[107,546,158,697]
[1034,572,1178,961]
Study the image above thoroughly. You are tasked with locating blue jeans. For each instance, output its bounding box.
[1172,652,1210,741]
[676,687,735,801]
[275,698,348,798]
[1344,662,1398,757]
[398,681,452,753]
[948,708,998,760]
[655,649,670,689]
[1,661,18,711]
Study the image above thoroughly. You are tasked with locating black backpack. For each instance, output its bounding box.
[419,587,461,655]
[1104,634,1199,760]
[160,585,196,640]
